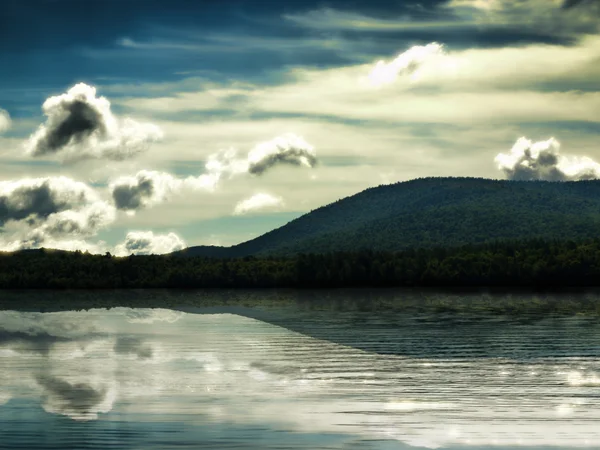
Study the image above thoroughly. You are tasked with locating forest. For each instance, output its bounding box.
[179,177,600,257]
[2,238,600,289]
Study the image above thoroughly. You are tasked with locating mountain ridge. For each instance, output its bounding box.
[175,177,600,257]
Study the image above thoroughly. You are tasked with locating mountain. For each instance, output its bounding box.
[175,177,600,257]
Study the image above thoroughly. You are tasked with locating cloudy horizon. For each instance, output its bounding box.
[1,0,599,254]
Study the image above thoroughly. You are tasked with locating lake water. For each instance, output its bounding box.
[1,290,600,449]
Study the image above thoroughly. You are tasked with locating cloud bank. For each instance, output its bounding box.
[0,177,92,225]
[0,177,114,233]
[25,83,163,162]
[495,137,600,181]
[368,43,446,87]
[0,176,115,253]
[113,231,186,256]
[0,173,184,254]
[234,193,284,215]
[0,109,11,133]
[110,133,316,213]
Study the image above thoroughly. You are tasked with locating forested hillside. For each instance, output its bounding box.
[178,177,600,257]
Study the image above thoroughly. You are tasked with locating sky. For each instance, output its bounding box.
[1,0,600,255]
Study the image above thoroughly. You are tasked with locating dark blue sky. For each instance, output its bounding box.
[0,0,589,115]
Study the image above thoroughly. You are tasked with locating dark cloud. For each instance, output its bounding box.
[113,336,153,359]
[26,83,162,162]
[112,177,155,211]
[39,100,106,154]
[248,149,318,175]
[123,235,154,252]
[247,133,318,175]
[0,180,86,226]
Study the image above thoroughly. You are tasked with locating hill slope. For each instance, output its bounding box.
[177,177,600,257]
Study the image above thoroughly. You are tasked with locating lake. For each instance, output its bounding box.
[1,290,600,449]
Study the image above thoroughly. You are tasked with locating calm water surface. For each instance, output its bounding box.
[1,291,600,449]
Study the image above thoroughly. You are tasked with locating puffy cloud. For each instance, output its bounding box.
[0,176,112,229]
[495,137,600,181]
[25,83,163,162]
[110,133,316,213]
[197,133,318,179]
[233,193,284,215]
[204,148,251,179]
[110,170,218,212]
[28,201,115,239]
[0,176,115,253]
[0,177,88,225]
[113,231,186,256]
[368,43,446,87]
[110,170,178,211]
[0,109,11,133]
[246,133,317,175]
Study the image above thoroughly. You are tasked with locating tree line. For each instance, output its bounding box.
[1,238,600,289]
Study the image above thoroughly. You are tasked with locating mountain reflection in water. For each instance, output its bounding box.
[1,293,600,449]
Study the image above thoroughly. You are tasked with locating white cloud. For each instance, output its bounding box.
[0,109,11,133]
[233,193,284,215]
[113,231,186,256]
[25,83,163,162]
[495,136,600,180]
[368,43,446,87]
